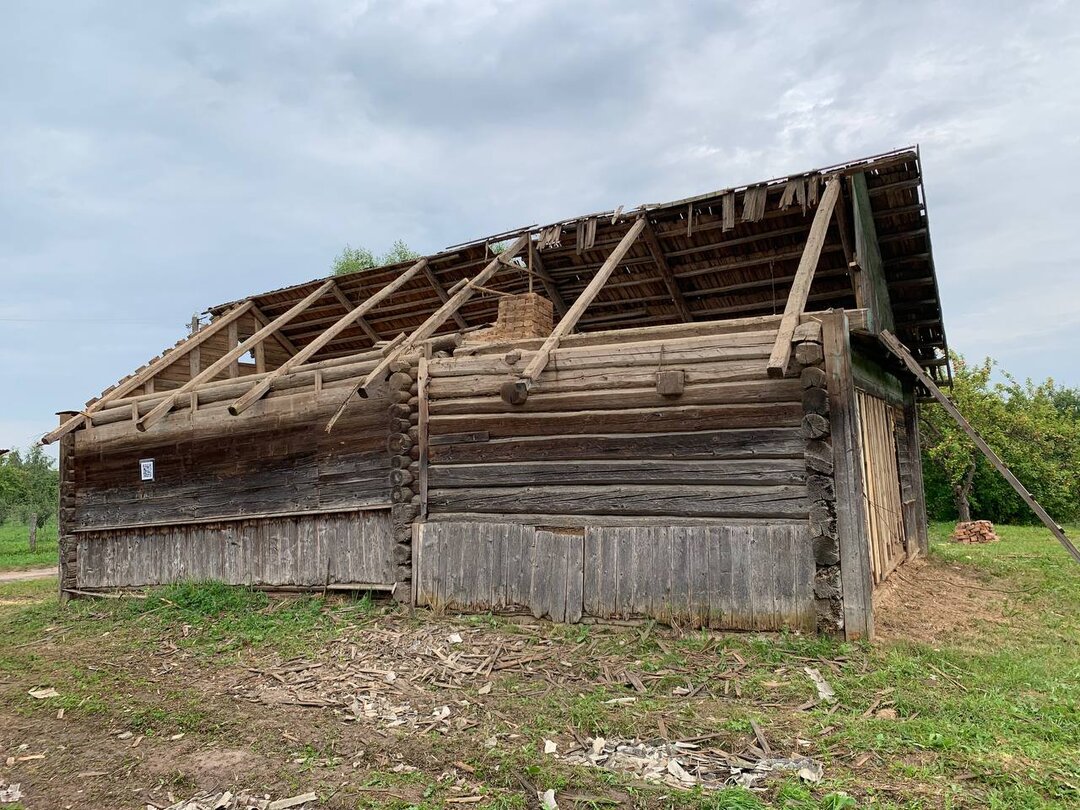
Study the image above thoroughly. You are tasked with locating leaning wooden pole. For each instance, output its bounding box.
[767,176,841,378]
[879,330,1080,564]
[501,216,647,404]
[228,259,429,416]
[325,233,530,432]
[41,300,255,445]
[136,279,336,432]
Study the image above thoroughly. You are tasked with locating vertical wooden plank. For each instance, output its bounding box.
[583,527,601,617]
[794,526,816,630]
[527,526,546,619]
[688,527,710,628]
[728,526,751,630]
[773,525,796,629]
[565,532,584,624]
[669,526,690,625]
[824,310,874,640]
[227,321,240,379]
[748,527,772,630]
[490,521,506,610]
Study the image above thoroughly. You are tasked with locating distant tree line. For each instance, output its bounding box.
[920,354,1080,524]
[0,446,59,550]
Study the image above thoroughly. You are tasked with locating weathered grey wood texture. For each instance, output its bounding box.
[75,508,394,589]
[415,520,814,630]
[426,326,808,521]
[71,386,392,530]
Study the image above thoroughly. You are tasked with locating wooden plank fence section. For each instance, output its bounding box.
[416,520,814,631]
[856,391,907,583]
[75,508,394,590]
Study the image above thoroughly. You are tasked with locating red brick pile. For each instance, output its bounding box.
[951,520,1000,544]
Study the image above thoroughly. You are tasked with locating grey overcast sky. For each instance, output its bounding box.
[3,0,1079,454]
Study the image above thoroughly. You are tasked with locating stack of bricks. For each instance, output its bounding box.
[952,520,999,544]
[466,293,554,343]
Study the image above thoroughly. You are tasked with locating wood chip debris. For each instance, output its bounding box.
[803,667,837,704]
[0,782,23,803]
[27,687,60,699]
[161,790,317,810]
[560,736,823,790]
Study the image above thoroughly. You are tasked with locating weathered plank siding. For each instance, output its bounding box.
[425,327,808,522]
[71,386,391,530]
[75,508,394,589]
[415,520,814,630]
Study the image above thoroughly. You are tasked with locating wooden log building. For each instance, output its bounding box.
[45,147,950,639]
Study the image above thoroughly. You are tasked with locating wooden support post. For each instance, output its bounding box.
[880,330,1080,564]
[421,263,470,330]
[41,300,255,445]
[528,237,569,317]
[902,382,930,556]
[330,282,382,343]
[501,217,647,404]
[228,261,428,415]
[137,280,336,431]
[326,234,529,431]
[226,321,240,378]
[767,177,841,378]
[823,309,874,640]
[641,219,693,322]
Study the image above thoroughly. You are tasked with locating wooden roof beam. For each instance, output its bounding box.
[229,259,430,416]
[501,217,647,404]
[250,305,301,356]
[40,300,255,445]
[880,330,1080,565]
[421,263,470,330]
[330,281,382,344]
[326,234,530,432]
[641,219,693,322]
[136,280,336,432]
[767,176,841,377]
[528,237,569,317]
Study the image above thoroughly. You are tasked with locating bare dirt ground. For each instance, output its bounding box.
[0,567,55,584]
[0,547,1067,810]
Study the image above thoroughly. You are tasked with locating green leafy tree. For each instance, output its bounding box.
[0,446,59,551]
[920,354,1080,524]
[332,240,421,276]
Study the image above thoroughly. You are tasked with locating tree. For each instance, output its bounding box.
[0,446,59,551]
[332,240,421,276]
[920,353,1080,524]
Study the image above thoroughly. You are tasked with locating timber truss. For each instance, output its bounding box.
[44,147,949,445]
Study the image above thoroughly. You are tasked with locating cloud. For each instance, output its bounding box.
[3,0,1080,452]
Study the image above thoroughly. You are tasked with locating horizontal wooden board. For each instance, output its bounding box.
[429,378,803,416]
[428,427,804,465]
[429,402,803,439]
[429,458,807,488]
[427,484,807,518]
[428,359,769,399]
[76,508,394,589]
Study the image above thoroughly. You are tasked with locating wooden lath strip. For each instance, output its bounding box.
[501,217,647,404]
[228,259,429,416]
[325,234,530,432]
[766,176,841,377]
[641,218,692,322]
[879,330,1080,564]
[136,280,337,432]
[40,300,256,445]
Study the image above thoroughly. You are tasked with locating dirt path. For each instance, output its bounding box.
[0,567,55,583]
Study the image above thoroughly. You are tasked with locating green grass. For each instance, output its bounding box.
[0,520,57,571]
[0,523,1077,808]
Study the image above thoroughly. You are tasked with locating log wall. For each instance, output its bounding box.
[424,325,808,522]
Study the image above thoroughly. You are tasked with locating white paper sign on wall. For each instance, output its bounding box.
[139,458,155,482]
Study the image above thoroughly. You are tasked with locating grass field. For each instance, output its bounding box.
[0,522,1077,808]
[0,520,58,571]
